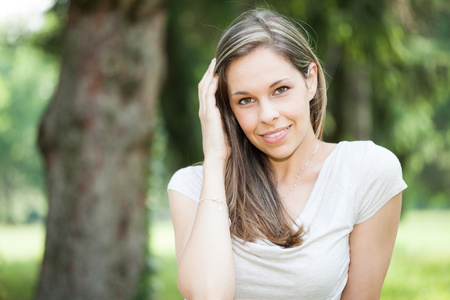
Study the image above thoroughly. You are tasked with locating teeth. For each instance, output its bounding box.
[264,127,288,138]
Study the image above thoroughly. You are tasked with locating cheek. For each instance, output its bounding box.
[289,96,311,118]
[232,114,257,144]
[233,111,255,134]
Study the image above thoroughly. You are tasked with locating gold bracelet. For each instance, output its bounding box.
[198,197,228,213]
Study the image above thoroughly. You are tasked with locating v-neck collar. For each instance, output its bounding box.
[292,142,343,229]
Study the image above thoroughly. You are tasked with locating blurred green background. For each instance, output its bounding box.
[0,0,449,299]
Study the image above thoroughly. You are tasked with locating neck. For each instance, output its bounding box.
[271,135,319,183]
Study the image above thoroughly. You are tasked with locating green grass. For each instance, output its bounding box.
[0,260,40,300]
[381,210,450,300]
[0,222,180,300]
[150,219,181,299]
[0,225,44,300]
[0,210,449,300]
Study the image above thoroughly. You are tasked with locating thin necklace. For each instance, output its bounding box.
[281,140,320,201]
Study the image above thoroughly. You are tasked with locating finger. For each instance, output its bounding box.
[199,59,217,113]
[201,59,216,100]
[198,58,216,94]
[205,75,219,111]
[198,59,213,110]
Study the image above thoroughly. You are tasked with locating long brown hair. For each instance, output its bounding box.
[214,9,327,248]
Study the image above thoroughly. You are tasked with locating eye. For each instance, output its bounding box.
[238,97,254,105]
[274,86,289,95]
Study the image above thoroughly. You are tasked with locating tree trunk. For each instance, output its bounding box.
[36,1,165,299]
[342,59,373,140]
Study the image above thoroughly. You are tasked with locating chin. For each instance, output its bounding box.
[263,149,295,162]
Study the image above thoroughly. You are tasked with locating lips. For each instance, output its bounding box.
[260,125,291,143]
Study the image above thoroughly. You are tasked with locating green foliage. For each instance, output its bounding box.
[30,0,68,58]
[147,116,171,207]
[0,29,58,223]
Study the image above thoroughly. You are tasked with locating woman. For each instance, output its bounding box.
[168,9,406,300]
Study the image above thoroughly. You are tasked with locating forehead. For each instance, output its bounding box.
[226,48,301,93]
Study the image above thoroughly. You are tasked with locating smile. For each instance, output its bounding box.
[263,127,289,138]
[260,126,291,143]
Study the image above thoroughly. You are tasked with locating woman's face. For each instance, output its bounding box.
[226,47,317,162]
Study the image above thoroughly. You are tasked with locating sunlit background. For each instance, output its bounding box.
[0,1,449,299]
[0,1,52,28]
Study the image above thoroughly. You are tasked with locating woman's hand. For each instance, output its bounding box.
[198,58,231,163]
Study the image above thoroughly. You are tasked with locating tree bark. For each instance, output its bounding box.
[342,58,373,140]
[36,1,166,299]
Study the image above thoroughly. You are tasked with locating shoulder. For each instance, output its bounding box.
[339,140,392,157]
[339,141,407,224]
[169,165,203,183]
[338,140,402,176]
[167,165,204,203]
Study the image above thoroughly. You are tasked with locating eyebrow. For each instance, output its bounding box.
[231,78,290,96]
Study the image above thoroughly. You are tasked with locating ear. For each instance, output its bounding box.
[306,62,318,101]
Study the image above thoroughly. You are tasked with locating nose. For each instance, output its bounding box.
[259,100,280,124]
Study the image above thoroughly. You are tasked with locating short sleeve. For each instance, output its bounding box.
[167,165,203,203]
[355,142,407,224]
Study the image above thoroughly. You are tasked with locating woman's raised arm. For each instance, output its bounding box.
[168,58,235,300]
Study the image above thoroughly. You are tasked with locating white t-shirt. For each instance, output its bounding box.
[168,141,407,299]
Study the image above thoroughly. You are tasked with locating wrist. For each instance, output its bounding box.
[203,158,227,179]
[203,157,227,169]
